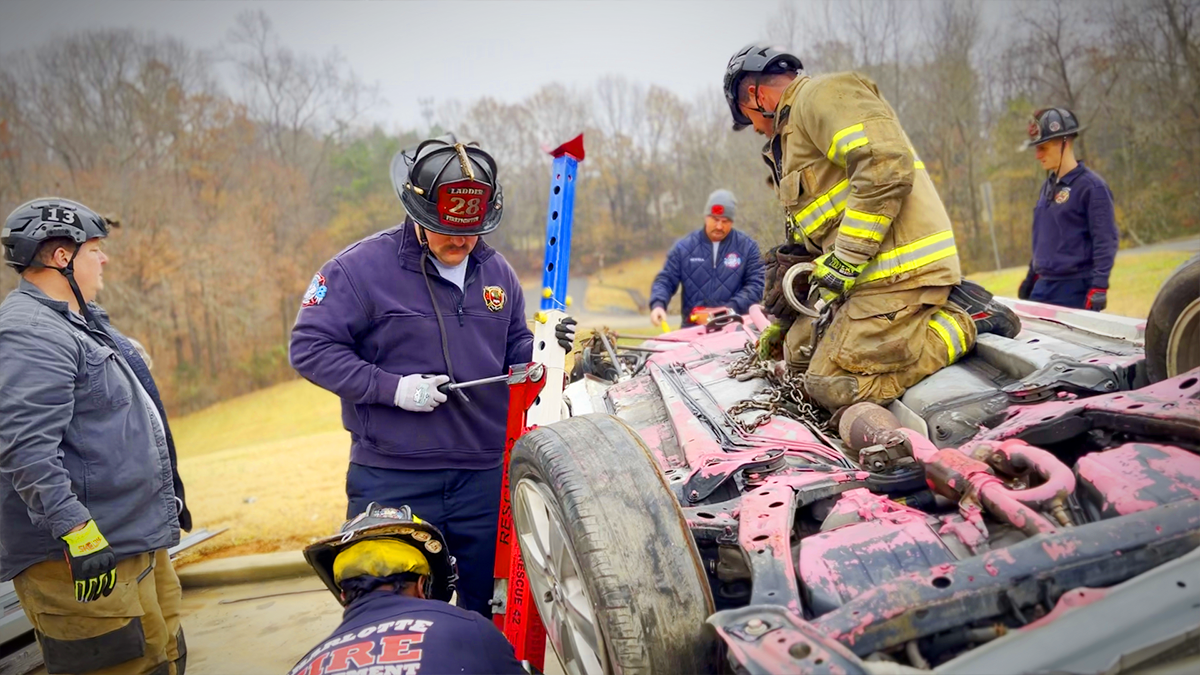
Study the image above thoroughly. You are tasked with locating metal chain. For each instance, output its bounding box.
[725,342,828,433]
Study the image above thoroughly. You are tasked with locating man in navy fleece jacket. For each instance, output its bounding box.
[649,189,766,327]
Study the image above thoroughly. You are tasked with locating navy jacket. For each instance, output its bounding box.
[649,228,765,326]
[0,282,181,580]
[1031,162,1119,289]
[289,591,524,675]
[289,224,534,471]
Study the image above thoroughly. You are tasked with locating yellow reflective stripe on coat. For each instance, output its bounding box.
[859,230,957,283]
[839,209,892,243]
[827,123,869,166]
[791,179,850,241]
[929,310,968,364]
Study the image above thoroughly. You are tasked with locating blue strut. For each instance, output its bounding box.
[539,134,585,312]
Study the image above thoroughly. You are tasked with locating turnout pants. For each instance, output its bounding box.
[784,285,977,411]
[13,549,185,675]
[346,463,503,620]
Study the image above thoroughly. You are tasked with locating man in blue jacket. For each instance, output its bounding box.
[0,198,187,675]
[290,137,574,620]
[293,502,524,675]
[649,189,766,327]
[1018,108,1119,311]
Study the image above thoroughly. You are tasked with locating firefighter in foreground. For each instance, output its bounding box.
[292,502,524,675]
[290,136,575,620]
[724,44,1020,412]
[0,198,188,674]
[1017,107,1118,311]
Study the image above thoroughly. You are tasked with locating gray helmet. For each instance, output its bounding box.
[3,197,109,270]
[724,43,803,131]
[1022,107,1085,150]
[390,135,504,236]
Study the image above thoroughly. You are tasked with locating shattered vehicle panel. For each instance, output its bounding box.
[564,300,1200,673]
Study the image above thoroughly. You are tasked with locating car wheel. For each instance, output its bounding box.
[1146,254,1200,382]
[510,413,716,675]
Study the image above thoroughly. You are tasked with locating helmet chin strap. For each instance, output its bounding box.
[413,219,468,403]
[1055,137,1066,182]
[34,243,101,331]
[752,76,776,121]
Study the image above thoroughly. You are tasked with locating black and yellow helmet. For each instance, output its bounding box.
[303,503,458,605]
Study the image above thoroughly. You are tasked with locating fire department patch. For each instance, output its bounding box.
[301,273,326,307]
[483,285,506,312]
[1055,187,1071,204]
[1049,120,1061,132]
[723,252,742,269]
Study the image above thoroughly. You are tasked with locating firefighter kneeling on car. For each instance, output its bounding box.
[724,44,1022,412]
[291,503,524,675]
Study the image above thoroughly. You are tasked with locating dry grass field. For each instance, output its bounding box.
[172,380,349,566]
[969,248,1194,319]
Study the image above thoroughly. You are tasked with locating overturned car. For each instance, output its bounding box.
[509,255,1200,675]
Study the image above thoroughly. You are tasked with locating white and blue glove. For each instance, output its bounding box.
[395,373,450,412]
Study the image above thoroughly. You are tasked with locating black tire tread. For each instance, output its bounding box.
[1146,254,1200,383]
[510,413,716,675]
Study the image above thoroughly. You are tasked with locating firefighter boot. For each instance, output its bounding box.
[949,280,1022,339]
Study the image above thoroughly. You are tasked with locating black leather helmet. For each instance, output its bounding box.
[1022,107,1085,150]
[390,135,503,236]
[3,197,109,271]
[724,43,803,131]
[304,502,458,605]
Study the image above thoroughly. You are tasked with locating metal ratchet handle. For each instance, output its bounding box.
[782,262,822,318]
[436,373,511,395]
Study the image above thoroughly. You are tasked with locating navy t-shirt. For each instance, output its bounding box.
[290,592,525,675]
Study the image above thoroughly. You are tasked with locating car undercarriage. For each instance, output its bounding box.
[512,278,1200,675]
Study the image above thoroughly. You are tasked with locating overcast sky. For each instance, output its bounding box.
[0,0,782,130]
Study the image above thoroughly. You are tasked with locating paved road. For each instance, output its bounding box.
[1121,235,1198,256]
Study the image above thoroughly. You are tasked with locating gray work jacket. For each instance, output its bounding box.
[0,280,179,580]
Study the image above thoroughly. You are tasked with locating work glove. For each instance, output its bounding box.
[1018,266,1038,300]
[762,244,813,319]
[62,520,117,603]
[1086,288,1107,312]
[757,321,786,361]
[555,316,578,352]
[395,373,450,412]
[812,250,868,303]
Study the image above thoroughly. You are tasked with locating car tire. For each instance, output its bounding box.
[1146,254,1200,382]
[510,413,716,675]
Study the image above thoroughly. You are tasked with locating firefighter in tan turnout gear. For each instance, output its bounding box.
[724,44,1020,412]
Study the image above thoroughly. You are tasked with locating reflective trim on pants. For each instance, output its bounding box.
[929,310,969,364]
